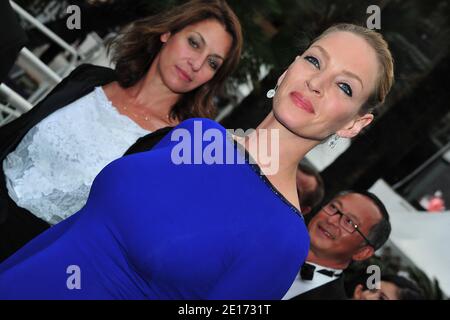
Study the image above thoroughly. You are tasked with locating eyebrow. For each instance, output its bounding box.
[334,199,362,225]
[310,45,364,89]
[193,32,225,60]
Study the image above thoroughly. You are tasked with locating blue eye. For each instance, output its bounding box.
[304,56,320,69]
[338,83,353,97]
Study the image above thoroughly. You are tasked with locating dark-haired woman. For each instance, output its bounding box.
[0,0,243,262]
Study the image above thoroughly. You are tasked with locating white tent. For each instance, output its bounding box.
[370,180,450,297]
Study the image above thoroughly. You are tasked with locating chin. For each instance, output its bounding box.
[273,98,336,141]
[273,108,302,133]
[273,106,320,140]
[161,73,192,94]
[166,82,193,94]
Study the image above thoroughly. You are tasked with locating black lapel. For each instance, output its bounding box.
[289,276,348,300]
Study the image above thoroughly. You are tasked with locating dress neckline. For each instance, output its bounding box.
[94,87,151,134]
[229,135,304,220]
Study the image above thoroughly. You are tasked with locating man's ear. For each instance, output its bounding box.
[301,206,312,215]
[352,245,374,261]
[160,32,171,43]
[337,113,374,139]
[353,284,365,300]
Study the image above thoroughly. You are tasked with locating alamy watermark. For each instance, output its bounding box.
[366,5,381,30]
[66,264,81,290]
[169,120,280,175]
[366,265,382,290]
[66,5,81,30]
[64,4,381,32]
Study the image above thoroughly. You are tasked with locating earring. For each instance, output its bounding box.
[328,134,340,149]
[266,84,278,98]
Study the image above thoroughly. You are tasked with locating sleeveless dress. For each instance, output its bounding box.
[0,118,309,299]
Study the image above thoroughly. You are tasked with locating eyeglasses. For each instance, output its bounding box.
[322,202,374,248]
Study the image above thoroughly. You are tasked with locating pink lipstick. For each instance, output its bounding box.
[290,92,315,114]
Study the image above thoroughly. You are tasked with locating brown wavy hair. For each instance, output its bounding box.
[108,0,243,121]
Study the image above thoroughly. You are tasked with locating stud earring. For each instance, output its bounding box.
[266,84,278,99]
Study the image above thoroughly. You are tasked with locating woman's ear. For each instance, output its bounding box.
[160,32,171,43]
[337,113,374,139]
[276,55,300,87]
[277,70,288,86]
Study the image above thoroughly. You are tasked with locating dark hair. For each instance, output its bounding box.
[381,274,424,300]
[297,163,325,210]
[108,0,243,121]
[337,190,391,251]
[346,273,424,300]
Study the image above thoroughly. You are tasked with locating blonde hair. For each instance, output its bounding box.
[313,24,394,114]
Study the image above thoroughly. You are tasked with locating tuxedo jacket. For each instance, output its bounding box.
[289,275,348,300]
[0,64,172,222]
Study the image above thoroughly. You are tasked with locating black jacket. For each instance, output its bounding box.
[289,276,348,300]
[0,64,172,222]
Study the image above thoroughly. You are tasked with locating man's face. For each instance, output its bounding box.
[296,169,318,214]
[308,193,382,261]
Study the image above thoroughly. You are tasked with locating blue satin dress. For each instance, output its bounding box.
[0,118,309,299]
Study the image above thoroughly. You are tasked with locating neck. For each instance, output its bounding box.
[255,112,320,171]
[306,249,350,270]
[124,57,181,119]
[238,111,321,210]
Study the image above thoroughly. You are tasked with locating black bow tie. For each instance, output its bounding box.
[300,263,338,280]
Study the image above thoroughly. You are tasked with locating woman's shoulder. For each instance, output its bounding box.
[34,64,116,104]
[64,64,116,82]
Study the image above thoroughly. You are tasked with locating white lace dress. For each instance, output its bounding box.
[3,87,151,225]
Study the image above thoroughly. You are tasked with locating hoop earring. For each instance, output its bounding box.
[328,134,340,149]
[266,84,278,99]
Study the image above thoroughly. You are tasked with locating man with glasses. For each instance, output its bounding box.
[283,190,391,300]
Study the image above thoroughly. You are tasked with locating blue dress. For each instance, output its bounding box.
[0,118,309,299]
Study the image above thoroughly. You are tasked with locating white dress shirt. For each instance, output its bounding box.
[282,262,343,300]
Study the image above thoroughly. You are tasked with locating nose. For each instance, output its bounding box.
[327,213,341,228]
[188,54,206,72]
[306,76,323,97]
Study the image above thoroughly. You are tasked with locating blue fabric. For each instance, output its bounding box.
[0,118,309,300]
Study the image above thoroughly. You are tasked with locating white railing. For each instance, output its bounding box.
[10,0,81,75]
[0,1,83,126]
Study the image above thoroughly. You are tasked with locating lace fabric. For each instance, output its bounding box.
[3,87,150,224]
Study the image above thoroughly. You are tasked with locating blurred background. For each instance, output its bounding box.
[0,0,449,299]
